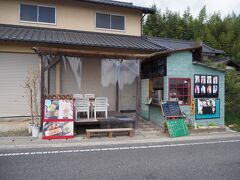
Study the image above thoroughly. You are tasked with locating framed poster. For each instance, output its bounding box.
[43,96,74,139]
[194,74,219,98]
[42,121,74,138]
[195,98,220,120]
[44,99,73,120]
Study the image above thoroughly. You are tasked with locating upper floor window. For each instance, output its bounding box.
[96,13,125,31]
[20,4,56,24]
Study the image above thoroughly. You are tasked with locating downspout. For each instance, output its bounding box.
[141,12,147,37]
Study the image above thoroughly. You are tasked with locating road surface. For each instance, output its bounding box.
[0,137,240,180]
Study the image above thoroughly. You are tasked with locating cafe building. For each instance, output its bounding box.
[140,45,225,128]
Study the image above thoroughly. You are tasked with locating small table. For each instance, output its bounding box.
[99,116,135,129]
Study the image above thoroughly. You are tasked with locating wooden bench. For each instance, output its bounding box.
[86,128,134,138]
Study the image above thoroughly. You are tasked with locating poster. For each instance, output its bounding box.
[44,99,73,120]
[195,98,220,119]
[43,96,74,139]
[194,74,219,98]
[43,121,74,137]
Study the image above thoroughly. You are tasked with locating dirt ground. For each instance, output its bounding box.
[0,118,30,132]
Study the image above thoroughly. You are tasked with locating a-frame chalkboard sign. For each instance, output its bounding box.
[160,101,183,118]
[160,101,189,138]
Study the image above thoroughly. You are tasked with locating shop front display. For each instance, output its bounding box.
[43,95,74,139]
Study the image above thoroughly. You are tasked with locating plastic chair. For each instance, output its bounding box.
[73,94,83,99]
[84,94,95,99]
[84,94,95,117]
[74,97,90,120]
[94,97,108,119]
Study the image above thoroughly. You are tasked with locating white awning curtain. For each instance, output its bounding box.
[101,59,139,89]
[63,56,82,91]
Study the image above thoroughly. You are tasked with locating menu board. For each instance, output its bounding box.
[43,96,74,139]
[160,101,183,118]
[43,121,73,137]
[194,75,219,98]
[166,118,189,138]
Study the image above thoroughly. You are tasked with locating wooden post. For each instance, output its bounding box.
[47,59,50,94]
[116,81,119,112]
[56,62,61,94]
[39,55,45,129]
[135,60,141,129]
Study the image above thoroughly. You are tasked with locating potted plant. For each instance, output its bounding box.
[23,69,40,137]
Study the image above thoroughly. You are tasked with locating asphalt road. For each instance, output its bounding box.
[0,137,240,180]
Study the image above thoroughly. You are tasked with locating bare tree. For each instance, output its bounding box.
[22,69,40,126]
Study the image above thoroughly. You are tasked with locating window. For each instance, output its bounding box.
[96,13,125,30]
[169,78,191,105]
[20,4,56,24]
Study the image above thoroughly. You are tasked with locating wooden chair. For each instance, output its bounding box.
[94,97,108,119]
[75,97,90,120]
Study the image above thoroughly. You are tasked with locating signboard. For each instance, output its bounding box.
[160,101,182,118]
[190,99,195,115]
[195,98,220,120]
[43,95,74,139]
[194,75,219,98]
[43,121,74,137]
[166,118,189,138]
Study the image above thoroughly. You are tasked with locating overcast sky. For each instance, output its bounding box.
[121,0,240,17]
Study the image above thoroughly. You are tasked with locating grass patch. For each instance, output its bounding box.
[225,113,240,132]
[0,129,30,137]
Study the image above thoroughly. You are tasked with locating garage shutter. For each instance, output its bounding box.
[0,53,38,117]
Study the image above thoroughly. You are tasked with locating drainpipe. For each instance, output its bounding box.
[141,12,147,37]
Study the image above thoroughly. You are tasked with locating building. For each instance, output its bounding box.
[0,0,225,132]
[141,43,225,127]
[0,0,165,120]
[148,37,224,61]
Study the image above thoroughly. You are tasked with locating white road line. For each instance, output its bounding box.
[0,139,240,157]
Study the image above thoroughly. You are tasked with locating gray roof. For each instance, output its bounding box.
[148,37,224,55]
[0,24,166,52]
[79,0,154,13]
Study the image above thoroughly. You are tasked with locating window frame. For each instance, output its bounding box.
[19,3,57,25]
[95,12,126,31]
[168,78,191,106]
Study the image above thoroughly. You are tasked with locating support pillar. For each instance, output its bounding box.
[56,62,61,94]
[135,60,141,129]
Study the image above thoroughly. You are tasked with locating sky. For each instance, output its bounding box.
[121,0,240,17]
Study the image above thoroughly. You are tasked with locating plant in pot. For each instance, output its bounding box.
[23,69,40,137]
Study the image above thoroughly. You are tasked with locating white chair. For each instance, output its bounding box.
[84,94,95,117]
[84,94,95,99]
[74,97,90,120]
[73,94,83,99]
[94,97,108,119]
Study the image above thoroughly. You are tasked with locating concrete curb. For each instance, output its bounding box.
[0,131,240,150]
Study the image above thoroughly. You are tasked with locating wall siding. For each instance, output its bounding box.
[0,0,142,36]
